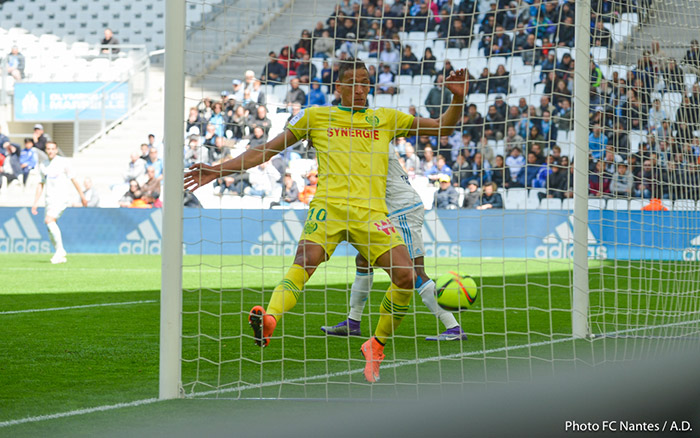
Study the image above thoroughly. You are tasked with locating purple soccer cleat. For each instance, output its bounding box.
[425,326,469,341]
[320,319,362,336]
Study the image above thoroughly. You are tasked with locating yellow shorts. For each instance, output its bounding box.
[301,200,405,265]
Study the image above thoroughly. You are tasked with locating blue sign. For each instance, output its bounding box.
[13,82,130,121]
[0,207,698,260]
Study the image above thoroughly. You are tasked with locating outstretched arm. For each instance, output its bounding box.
[408,69,469,137]
[184,129,298,192]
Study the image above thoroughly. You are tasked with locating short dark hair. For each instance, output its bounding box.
[24,138,34,145]
[337,58,368,83]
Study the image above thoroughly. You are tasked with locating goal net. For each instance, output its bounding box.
[171,0,700,400]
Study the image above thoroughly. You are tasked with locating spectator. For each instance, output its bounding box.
[186,106,206,136]
[420,47,438,76]
[141,191,163,209]
[146,148,164,180]
[434,175,459,209]
[589,124,608,160]
[540,161,568,199]
[245,160,281,197]
[463,104,484,139]
[261,51,286,84]
[487,26,512,56]
[683,39,700,72]
[32,124,48,153]
[281,172,300,203]
[228,105,248,140]
[483,105,505,139]
[470,151,492,186]
[125,151,147,183]
[139,143,150,161]
[426,154,452,182]
[247,105,272,137]
[277,46,294,76]
[610,162,634,197]
[314,30,335,58]
[209,136,231,164]
[589,159,611,197]
[306,80,327,107]
[451,153,472,189]
[490,155,512,189]
[100,28,120,55]
[488,65,510,95]
[209,102,226,138]
[634,159,656,198]
[296,53,317,84]
[19,138,36,185]
[447,19,471,49]
[399,45,419,76]
[298,170,318,204]
[506,146,525,186]
[473,67,490,94]
[663,59,685,93]
[5,46,25,81]
[540,110,558,148]
[554,98,573,131]
[418,145,437,176]
[248,126,267,149]
[462,180,480,208]
[425,74,452,118]
[404,144,419,174]
[142,166,162,196]
[376,64,396,95]
[591,21,612,48]
[504,125,525,155]
[378,41,400,73]
[518,151,540,188]
[79,178,100,208]
[557,16,575,47]
[215,174,249,196]
[521,34,538,65]
[285,78,306,111]
[513,23,530,53]
[476,182,504,209]
[184,137,205,168]
[493,95,509,119]
[119,179,142,207]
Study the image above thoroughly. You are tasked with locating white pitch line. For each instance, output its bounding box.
[0,300,158,315]
[2,317,699,428]
[0,398,160,428]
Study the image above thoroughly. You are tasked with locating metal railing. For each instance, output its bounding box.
[73,45,151,153]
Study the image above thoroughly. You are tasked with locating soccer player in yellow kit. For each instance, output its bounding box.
[185,60,468,383]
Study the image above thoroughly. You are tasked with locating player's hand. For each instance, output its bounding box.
[184,163,223,192]
[444,69,469,100]
[81,197,88,207]
[31,206,38,215]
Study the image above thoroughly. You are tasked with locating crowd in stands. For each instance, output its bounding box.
[120,0,698,210]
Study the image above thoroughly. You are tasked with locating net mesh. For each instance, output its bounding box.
[179,0,700,399]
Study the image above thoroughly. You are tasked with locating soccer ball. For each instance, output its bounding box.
[435,271,478,311]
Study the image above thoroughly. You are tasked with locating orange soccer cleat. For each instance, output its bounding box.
[248,306,277,347]
[360,337,385,383]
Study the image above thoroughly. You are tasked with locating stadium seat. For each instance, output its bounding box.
[528,188,545,201]
[662,200,673,211]
[628,131,645,154]
[505,188,527,209]
[588,198,606,210]
[591,47,608,65]
[607,199,629,210]
[674,199,696,211]
[525,198,540,209]
[373,94,395,108]
[629,200,644,210]
[561,198,574,210]
[539,198,562,210]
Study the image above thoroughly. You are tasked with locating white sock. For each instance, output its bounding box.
[47,221,64,253]
[418,279,459,330]
[347,271,373,321]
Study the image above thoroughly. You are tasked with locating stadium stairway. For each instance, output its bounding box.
[193,0,327,92]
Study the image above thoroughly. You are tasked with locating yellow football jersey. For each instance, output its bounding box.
[287,105,414,213]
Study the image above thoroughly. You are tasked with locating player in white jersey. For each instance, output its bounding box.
[321,143,468,341]
[31,141,87,264]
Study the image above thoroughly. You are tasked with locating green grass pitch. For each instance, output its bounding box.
[1,254,697,436]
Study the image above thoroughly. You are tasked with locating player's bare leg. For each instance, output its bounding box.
[249,239,326,347]
[45,215,66,264]
[360,245,415,383]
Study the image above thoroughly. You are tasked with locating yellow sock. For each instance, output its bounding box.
[374,283,413,344]
[266,264,309,320]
